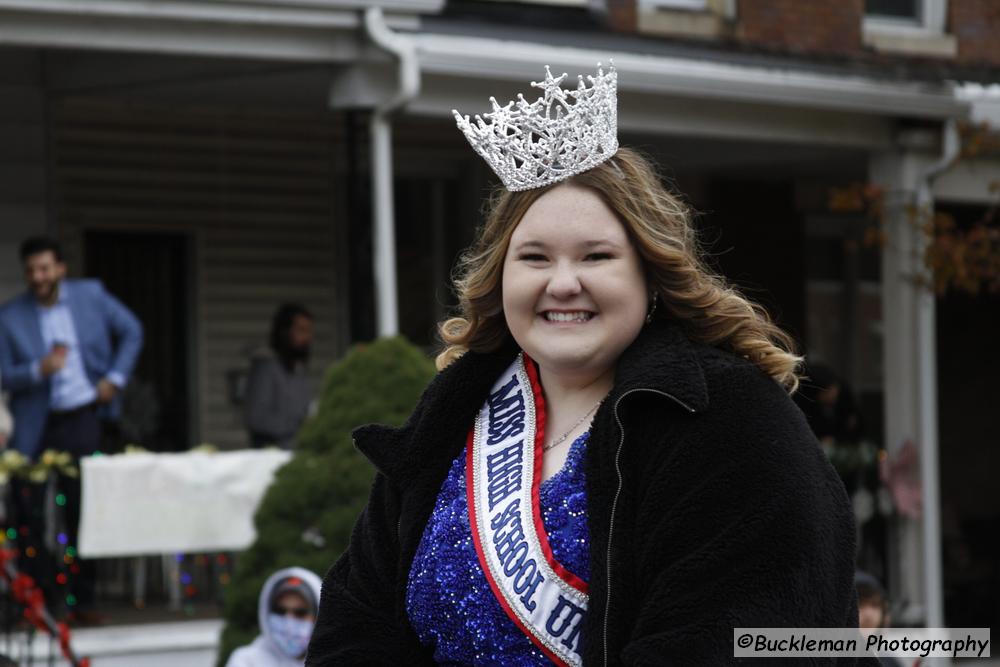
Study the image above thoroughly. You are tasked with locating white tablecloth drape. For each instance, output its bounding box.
[78,449,291,557]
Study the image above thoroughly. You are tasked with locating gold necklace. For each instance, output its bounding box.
[543,400,602,452]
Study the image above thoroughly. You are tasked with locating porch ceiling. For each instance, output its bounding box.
[38,50,341,110]
[33,47,897,150]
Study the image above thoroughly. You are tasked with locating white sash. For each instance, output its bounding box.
[467,353,589,666]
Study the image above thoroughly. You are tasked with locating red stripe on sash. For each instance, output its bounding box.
[522,354,590,595]
[465,429,568,667]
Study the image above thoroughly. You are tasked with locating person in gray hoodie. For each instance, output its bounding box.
[243,304,315,449]
[226,566,322,667]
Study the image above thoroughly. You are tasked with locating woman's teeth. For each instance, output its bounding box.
[544,311,593,322]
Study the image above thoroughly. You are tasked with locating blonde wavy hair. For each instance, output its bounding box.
[436,147,803,392]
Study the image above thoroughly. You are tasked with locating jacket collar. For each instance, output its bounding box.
[608,319,709,412]
[353,320,708,480]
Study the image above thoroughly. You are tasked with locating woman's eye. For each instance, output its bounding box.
[519,254,547,261]
[585,252,612,261]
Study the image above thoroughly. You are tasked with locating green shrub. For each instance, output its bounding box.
[217,337,436,665]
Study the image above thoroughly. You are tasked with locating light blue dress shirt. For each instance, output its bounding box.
[30,284,124,411]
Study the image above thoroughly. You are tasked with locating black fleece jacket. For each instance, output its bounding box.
[306,321,874,666]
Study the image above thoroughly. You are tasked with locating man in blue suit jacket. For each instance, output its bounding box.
[0,237,143,458]
[0,235,143,622]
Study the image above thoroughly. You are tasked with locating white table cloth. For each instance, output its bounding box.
[78,449,291,557]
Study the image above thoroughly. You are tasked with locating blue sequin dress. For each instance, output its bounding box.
[406,431,591,666]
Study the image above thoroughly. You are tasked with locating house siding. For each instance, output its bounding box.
[49,99,348,449]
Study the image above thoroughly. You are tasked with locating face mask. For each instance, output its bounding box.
[267,612,313,659]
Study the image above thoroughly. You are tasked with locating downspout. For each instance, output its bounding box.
[364,7,419,337]
[914,118,959,628]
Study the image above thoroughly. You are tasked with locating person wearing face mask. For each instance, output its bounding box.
[306,64,871,666]
[226,567,321,667]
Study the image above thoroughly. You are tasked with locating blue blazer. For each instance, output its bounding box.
[0,279,144,459]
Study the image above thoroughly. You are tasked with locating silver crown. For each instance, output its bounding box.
[453,63,618,192]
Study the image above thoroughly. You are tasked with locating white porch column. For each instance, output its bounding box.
[364,7,419,338]
[868,140,945,627]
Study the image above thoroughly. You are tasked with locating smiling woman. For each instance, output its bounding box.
[306,65,869,667]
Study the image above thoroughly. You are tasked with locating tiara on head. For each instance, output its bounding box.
[453,63,619,192]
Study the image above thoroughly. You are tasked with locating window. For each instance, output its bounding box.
[635,0,735,39]
[866,0,921,21]
[864,0,946,34]
[862,0,955,58]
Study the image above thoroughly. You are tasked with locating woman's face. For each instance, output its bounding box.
[502,183,648,382]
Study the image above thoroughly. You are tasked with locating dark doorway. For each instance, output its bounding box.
[934,203,1000,629]
[395,177,471,348]
[704,179,807,343]
[84,231,192,452]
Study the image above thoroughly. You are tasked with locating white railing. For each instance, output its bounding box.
[8,619,223,667]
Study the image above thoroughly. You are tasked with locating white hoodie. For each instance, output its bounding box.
[224,566,323,667]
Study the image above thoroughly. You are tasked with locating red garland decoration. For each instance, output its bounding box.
[0,547,90,667]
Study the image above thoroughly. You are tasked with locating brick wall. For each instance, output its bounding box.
[735,0,864,56]
[950,0,1000,66]
[613,0,1000,69]
[606,0,637,33]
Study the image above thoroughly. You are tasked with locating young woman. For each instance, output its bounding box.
[306,67,864,666]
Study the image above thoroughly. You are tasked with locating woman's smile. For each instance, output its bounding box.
[539,310,596,324]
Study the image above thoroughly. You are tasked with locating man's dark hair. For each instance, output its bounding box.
[854,570,885,602]
[270,303,313,368]
[856,582,886,607]
[855,570,889,622]
[19,235,64,263]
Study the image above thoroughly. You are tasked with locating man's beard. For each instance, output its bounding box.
[32,282,58,303]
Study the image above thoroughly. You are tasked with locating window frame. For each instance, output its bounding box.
[638,0,709,11]
[477,0,590,6]
[863,0,948,36]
